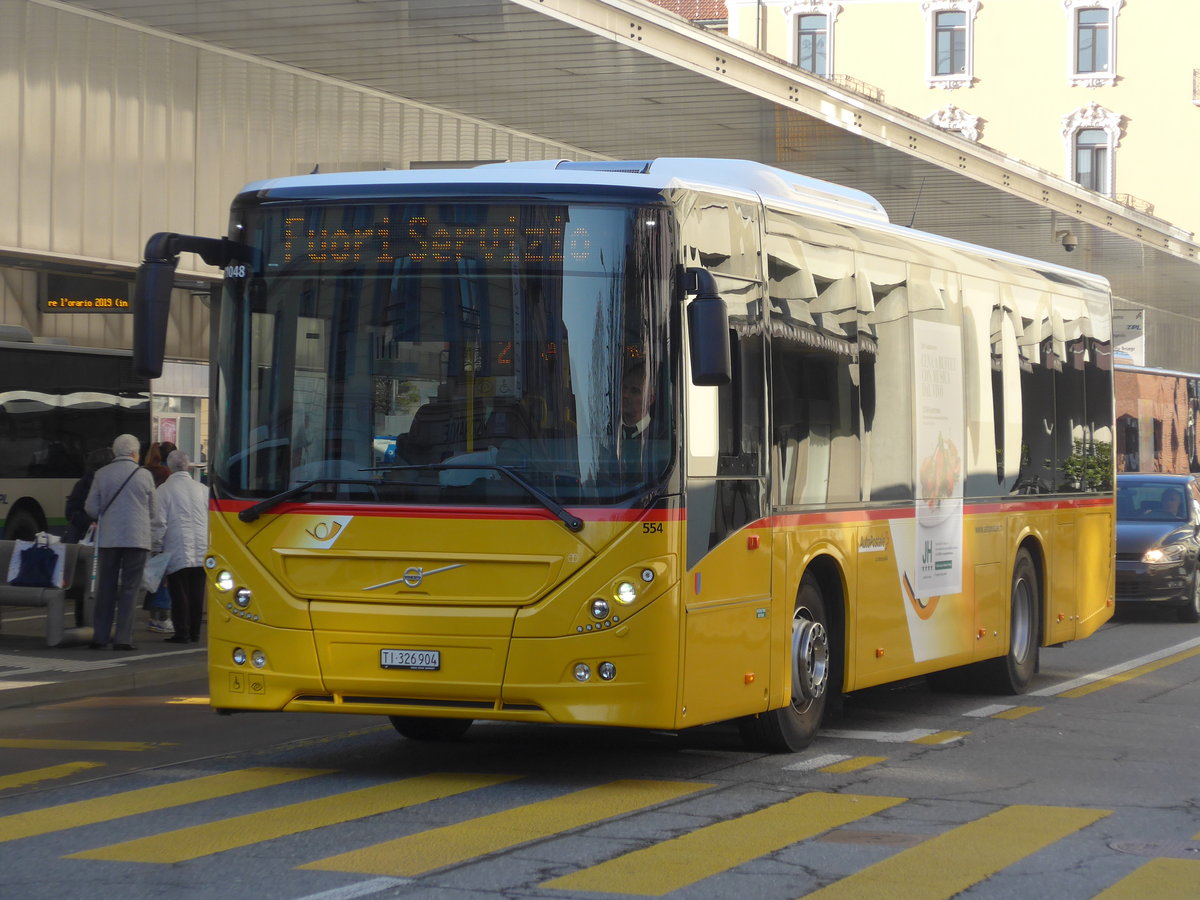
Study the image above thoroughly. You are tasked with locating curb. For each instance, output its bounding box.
[0,654,208,710]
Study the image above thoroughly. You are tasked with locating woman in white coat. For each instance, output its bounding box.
[153,450,209,643]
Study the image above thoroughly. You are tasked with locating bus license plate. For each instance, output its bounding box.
[380,649,440,671]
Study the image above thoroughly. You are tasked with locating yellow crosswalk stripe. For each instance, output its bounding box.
[544,791,905,896]
[70,772,517,863]
[0,762,104,792]
[800,804,1109,899]
[0,738,173,752]
[1091,825,1200,899]
[911,731,968,745]
[303,778,710,878]
[820,757,886,774]
[991,706,1041,720]
[1091,857,1200,899]
[0,767,328,843]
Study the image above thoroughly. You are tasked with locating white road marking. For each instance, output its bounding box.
[1032,635,1200,697]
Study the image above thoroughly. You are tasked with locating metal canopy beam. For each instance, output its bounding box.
[60,0,1200,322]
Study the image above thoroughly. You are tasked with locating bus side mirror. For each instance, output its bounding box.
[133,257,177,380]
[685,268,731,386]
[132,232,247,379]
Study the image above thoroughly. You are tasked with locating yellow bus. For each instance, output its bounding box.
[133,158,1114,751]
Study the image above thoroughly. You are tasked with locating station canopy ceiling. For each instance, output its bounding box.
[65,0,1200,317]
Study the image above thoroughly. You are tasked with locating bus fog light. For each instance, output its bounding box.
[251,650,267,669]
[590,598,610,620]
[573,663,591,682]
[598,662,617,681]
[216,570,235,592]
[232,648,247,666]
[235,588,252,609]
[615,582,637,605]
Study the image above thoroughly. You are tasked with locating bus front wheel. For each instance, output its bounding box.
[738,573,831,753]
[388,715,473,742]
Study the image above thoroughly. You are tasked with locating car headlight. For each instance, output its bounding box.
[1143,545,1186,565]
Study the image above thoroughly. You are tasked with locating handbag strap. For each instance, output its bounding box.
[99,463,142,520]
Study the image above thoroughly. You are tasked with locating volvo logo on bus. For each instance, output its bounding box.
[364,563,464,591]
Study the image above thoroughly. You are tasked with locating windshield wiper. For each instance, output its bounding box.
[237,479,376,522]
[368,464,584,532]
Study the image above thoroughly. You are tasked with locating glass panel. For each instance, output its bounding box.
[1076,9,1109,73]
[0,348,149,479]
[798,15,828,75]
[214,201,673,506]
[935,12,967,76]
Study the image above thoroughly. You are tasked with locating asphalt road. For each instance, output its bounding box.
[1,605,1199,899]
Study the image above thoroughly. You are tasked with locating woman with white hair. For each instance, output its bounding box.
[152,449,209,643]
[84,433,157,650]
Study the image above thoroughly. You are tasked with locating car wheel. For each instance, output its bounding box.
[738,572,832,752]
[1178,573,1200,624]
[388,715,473,741]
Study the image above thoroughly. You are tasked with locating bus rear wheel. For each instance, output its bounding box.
[388,715,473,742]
[977,547,1041,694]
[738,573,831,753]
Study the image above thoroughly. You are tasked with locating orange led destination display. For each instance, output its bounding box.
[280,214,592,266]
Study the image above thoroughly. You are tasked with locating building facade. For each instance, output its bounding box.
[725,1,1199,242]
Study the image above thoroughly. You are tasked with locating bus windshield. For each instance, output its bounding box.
[212,199,673,507]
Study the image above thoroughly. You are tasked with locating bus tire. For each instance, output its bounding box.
[388,715,473,742]
[2,507,41,542]
[979,547,1041,694]
[738,572,831,753]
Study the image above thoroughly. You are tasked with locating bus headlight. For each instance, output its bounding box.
[614,582,637,605]
[216,570,235,592]
[232,648,247,666]
[590,598,610,620]
[573,663,591,682]
[251,650,267,669]
[598,662,617,681]
[235,588,252,609]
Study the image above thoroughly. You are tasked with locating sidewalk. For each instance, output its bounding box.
[0,606,207,710]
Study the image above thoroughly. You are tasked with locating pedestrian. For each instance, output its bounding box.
[84,434,157,651]
[153,449,208,644]
[141,441,178,631]
[142,441,176,487]
[64,447,114,543]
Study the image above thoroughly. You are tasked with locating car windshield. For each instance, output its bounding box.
[211,198,674,507]
[1118,482,1190,522]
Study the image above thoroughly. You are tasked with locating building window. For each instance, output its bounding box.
[1074,128,1108,192]
[1075,8,1109,73]
[923,0,979,90]
[787,2,841,78]
[1062,102,1123,196]
[934,12,966,75]
[1064,0,1122,87]
[798,15,829,76]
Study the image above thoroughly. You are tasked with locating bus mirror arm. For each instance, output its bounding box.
[133,233,251,378]
[684,267,732,387]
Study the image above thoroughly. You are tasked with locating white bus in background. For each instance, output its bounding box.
[0,325,150,540]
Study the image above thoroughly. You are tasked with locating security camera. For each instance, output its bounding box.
[1061,231,1078,252]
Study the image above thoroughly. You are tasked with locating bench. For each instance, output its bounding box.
[0,540,95,647]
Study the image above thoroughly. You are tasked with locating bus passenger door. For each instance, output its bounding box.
[680,278,773,727]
